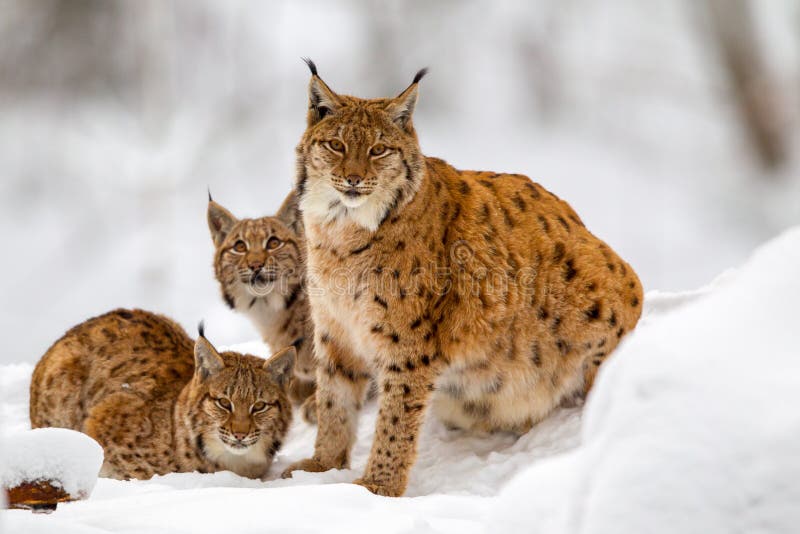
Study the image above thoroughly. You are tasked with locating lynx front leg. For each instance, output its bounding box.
[354,355,439,497]
[281,337,369,477]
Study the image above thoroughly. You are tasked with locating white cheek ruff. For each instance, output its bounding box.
[300,177,401,233]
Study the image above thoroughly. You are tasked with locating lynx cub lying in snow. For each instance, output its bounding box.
[282,61,643,496]
[30,309,295,480]
[208,191,318,419]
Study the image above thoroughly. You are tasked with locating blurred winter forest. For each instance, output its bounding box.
[1,0,799,363]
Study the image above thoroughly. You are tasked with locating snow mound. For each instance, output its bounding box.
[1,428,104,499]
[491,227,800,533]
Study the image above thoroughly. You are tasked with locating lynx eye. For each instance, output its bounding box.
[370,143,386,156]
[327,139,345,152]
[232,240,247,253]
[250,401,268,414]
[216,397,232,411]
[265,237,283,250]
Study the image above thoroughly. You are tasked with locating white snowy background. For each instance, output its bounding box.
[1,1,800,532]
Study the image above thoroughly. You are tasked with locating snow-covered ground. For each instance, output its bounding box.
[2,227,799,533]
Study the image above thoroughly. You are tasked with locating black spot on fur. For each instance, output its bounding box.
[501,207,515,228]
[538,215,550,233]
[531,342,542,366]
[374,295,388,309]
[463,400,490,417]
[459,180,471,195]
[350,242,372,255]
[609,312,618,327]
[585,301,601,321]
[512,193,527,211]
[563,259,578,281]
[525,182,541,198]
[285,284,302,309]
[557,216,570,231]
[556,339,570,355]
[553,242,566,262]
[631,296,640,307]
[269,439,282,455]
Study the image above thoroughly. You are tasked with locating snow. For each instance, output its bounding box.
[0,429,103,501]
[3,227,800,531]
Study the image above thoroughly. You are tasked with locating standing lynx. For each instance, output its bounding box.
[281,61,643,496]
[30,309,295,480]
[208,191,318,417]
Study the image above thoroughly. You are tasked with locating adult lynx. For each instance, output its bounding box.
[282,61,643,496]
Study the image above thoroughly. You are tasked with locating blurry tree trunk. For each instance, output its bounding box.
[706,0,788,171]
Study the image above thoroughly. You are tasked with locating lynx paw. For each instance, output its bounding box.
[280,458,329,479]
[353,477,406,497]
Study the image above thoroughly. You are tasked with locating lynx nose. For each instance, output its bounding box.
[233,432,247,441]
[345,174,363,187]
[248,260,264,271]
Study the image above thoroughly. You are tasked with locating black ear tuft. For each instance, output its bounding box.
[207,186,213,202]
[413,67,429,84]
[197,320,205,339]
[302,57,318,76]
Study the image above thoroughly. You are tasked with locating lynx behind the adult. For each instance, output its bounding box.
[208,191,318,417]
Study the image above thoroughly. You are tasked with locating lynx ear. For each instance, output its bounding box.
[207,199,238,248]
[275,189,303,236]
[386,68,427,131]
[194,322,225,379]
[264,346,296,387]
[304,58,341,126]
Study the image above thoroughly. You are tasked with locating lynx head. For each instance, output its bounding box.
[186,325,295,466]
[208,193,304,311]
[296,59,429,231]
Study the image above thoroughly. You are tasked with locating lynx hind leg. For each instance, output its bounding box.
[83,393,158,480]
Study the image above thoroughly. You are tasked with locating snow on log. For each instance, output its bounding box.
[2,428,103,512]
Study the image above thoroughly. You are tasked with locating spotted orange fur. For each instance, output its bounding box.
[30,309,295,480]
